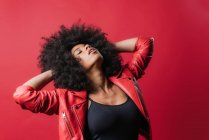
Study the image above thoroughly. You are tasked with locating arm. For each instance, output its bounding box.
[22,70,53,90]
[113,37,138,52]
[114,36,154,80]
[13,70,59,115]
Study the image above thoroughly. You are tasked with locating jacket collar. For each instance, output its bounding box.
[109,75,147,119]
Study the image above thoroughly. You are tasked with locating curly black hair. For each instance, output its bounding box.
[38,21,123,92]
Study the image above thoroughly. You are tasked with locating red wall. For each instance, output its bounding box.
[1,0,209,139]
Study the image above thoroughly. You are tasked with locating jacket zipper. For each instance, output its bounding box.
[62,111,74,138]
[71,106,84,135]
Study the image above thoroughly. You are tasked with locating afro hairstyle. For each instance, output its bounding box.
[38,22,123,92]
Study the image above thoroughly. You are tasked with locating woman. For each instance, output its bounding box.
[13,22,154,140]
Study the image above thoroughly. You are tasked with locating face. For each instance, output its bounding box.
[71,43,103,71]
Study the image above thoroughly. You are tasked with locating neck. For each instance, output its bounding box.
[86,68,113,95]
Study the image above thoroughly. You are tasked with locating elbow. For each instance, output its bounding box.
[148,37,154,56]
[150,37,154,42]
[13,89,24,104]
[137,36,154,48]
[12,85,34,104]
[148,37,154,48]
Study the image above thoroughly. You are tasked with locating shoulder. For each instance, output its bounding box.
[56,88,74,94]
[56,88,87,99]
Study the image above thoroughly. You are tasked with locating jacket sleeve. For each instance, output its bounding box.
[13,85,59,115]
[127,36,154,80]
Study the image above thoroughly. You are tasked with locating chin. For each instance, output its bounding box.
[86,57,103,70]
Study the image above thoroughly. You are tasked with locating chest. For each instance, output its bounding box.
[87,84,129,109]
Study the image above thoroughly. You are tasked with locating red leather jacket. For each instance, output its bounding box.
[13,37,154,140]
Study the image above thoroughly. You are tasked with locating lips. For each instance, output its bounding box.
[88,48,96,54]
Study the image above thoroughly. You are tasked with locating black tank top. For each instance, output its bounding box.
[84,94,146,140]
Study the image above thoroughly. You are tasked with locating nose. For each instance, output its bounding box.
[85,44,91,53]
[85,44,90,50]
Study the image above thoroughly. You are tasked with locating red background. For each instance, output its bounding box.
[1,0,209,139]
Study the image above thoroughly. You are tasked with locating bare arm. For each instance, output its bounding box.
[113,37,138,52]
[22,70,53,90]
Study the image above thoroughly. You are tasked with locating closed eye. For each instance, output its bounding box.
[77,50,82,55]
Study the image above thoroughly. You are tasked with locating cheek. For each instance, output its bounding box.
[74,56,82,64]
[77,55,88,65]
